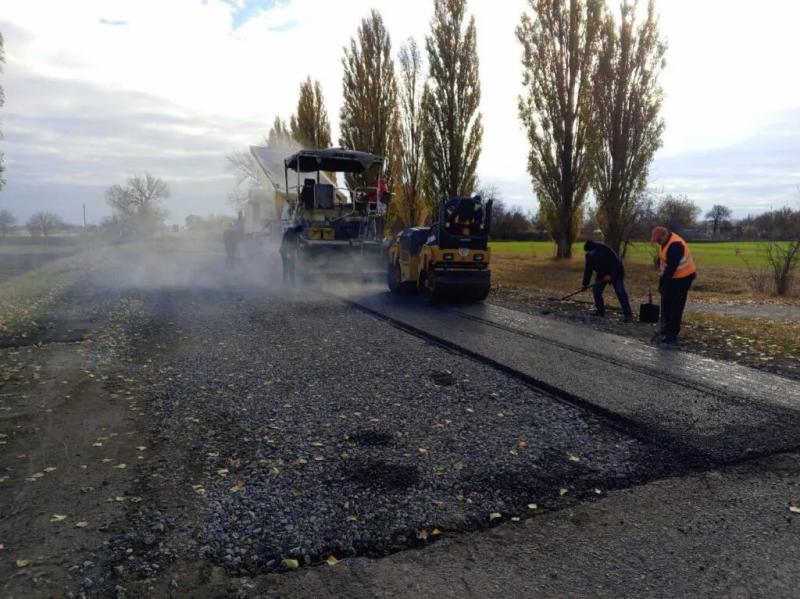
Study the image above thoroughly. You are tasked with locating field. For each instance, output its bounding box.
[490,240,775,268]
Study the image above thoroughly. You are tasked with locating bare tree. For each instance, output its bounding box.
[422,0,483,209]
[517,0,604,258]
[591,0,666,255]
[27,211,64,237]
[705,204,732,236]
[766,238,800,296]
[392,38,428,229]
[0,208,15,237]
[1,31,5,191]
[765,205,800,295]
[340,10,398,187]
[290,77,332,150]
[225,150,260,209]
[106,173,169,237]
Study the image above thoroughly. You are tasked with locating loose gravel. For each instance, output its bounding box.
[109,284,683,576]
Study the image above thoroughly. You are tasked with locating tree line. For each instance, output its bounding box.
[239,0,669,256]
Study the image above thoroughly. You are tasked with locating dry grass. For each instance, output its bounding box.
[491,254,800,376]
[492,254,791,305]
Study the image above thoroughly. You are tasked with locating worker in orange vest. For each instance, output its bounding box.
[651,227,697,344]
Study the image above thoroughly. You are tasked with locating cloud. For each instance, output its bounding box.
[1,70,262,223]
[0,0,799,225]
[651,109,800,217]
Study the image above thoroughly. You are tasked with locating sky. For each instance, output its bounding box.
[0,0,799,225]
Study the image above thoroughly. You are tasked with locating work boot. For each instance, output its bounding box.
[623,314,634,323]
[591,309,605,318]
[660,334,678,344]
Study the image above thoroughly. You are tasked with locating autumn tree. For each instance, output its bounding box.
[705,204,732,235]
[517,0,604,258]
[340,10,398,186]
[106,173,169,237]
[0,208,16,237]
[591,0,666,255]
[290,77,332,149]
[422,0,482,211]
[267,116,294,149]
[391,38,428,229]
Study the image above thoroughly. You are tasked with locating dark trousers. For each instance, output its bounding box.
[593,276,633,317]
[225,243,236,267]
[661,275,694,337]
[281,254,295,283]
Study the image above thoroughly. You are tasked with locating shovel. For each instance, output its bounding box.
[560,279,609,301]
[639,288,660,323]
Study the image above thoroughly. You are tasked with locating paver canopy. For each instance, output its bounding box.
[283,148,384,174]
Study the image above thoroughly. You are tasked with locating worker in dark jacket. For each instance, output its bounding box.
[582,240,633,321]
[279,225,303,283]
[223,223,239,267]
[651,226,697,344]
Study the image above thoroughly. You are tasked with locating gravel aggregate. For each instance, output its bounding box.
[110,285,682,574]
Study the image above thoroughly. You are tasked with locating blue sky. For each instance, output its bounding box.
[0,0,799,225]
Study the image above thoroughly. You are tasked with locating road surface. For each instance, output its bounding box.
[1,243,799,597]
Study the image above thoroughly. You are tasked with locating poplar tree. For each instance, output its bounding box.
[591,0,666,254]
[290,77,332,150]
[340,10,398,186]
[517,0,604,258]
[422,0,483,209]
[393,38,428,228]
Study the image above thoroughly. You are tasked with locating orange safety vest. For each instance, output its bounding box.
[659,233,697,279]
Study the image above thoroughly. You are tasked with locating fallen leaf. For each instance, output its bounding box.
[790,506,800,514]
[16,559,30,568]
[136,446,146,451]
[346,515,358,522]
[517,439,528,449]
[326,555,339,566]
[416,529,428,541]
[282,558,299,570]
[454,461,465,471]
[50,514,67,522]
[568,454,580,463]
[511,517,521,522]
[114,464,127,469]
[559,488,568,496]
[431,528,443,536]
[43,466,57,473]
[230,479,246,493]
[527,503,538,510]
[489,512,501,521]
[216,468,229,477]
[74,521,89,528]
[92,442,103,447]
[30,472,44,479]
